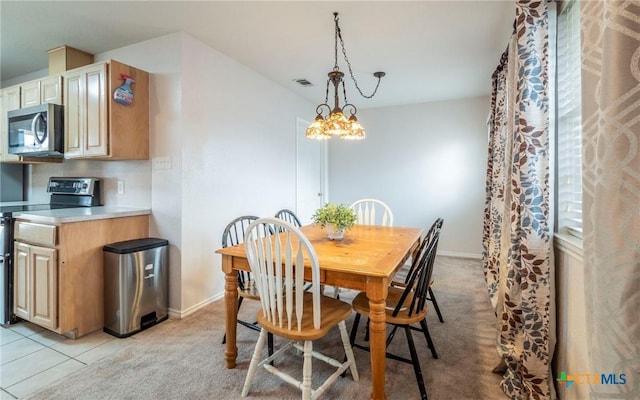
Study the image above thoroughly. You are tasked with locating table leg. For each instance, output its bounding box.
[367,278,388,400]
[223,256,238,369]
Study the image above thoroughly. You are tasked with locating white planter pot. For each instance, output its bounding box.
[326,223,345,240]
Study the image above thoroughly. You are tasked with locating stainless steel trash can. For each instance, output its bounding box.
[103,238,169,338]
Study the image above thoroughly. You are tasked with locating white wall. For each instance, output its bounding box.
[328,96,489,257]
[177,34,310,313]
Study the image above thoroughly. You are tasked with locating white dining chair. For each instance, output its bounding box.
[241,217,359,400]
[350,198,394,227]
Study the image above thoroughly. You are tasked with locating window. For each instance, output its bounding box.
[556,0,582,238]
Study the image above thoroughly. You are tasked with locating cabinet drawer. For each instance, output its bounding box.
[14,222,57,247]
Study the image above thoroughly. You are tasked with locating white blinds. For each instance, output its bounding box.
[556,0,582,237]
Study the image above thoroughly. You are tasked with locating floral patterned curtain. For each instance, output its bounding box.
[482,1,554,399]
[580,2,640,399]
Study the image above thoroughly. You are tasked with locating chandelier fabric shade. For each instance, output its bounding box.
[305,13,384,141]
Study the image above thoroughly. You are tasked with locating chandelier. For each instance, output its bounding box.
[305,12,385,140]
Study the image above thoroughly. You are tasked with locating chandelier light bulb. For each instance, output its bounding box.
[342,115,366,140]
[325,111,351,137]
[305,114,332,139]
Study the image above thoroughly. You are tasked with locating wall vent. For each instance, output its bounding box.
[293,78,313,87]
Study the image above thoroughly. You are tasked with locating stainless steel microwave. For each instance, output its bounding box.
[7,103,64,157]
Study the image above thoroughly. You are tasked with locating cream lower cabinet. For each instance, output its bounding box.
[14,242,58,330]
[14,215,149,338]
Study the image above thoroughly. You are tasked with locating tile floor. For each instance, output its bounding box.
[0,321,130,399]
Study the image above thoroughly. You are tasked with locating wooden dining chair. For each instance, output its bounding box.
[350,198,394,226]
[349,224,441,400]
[220,215,273,358]
[393,218,445,323]
[241,217,359,400]
[274,208,302,227]
[362,218,444,343]
[423,218,444,323]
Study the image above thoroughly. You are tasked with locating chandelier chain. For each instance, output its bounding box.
[342,80,348,104]
[324,79,330,104]
[335,17,382,99]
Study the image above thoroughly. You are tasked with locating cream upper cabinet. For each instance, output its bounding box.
[0,85,22,162]
[4,85,21,111]
[40,75,63,104]
[20,75,63,107]
[64,63,108,158]
[63,60,149,160]
[1,77,62,163]
[20,81,41,108]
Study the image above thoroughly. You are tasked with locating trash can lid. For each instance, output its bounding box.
[103,238,169,254]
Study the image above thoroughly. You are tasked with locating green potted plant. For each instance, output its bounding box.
[312,203,357,240]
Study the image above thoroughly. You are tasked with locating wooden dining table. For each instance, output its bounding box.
[216,223,423,400]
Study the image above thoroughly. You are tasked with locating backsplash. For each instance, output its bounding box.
[28,159,151,207]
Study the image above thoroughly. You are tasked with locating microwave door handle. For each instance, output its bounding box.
[31,112,48,144]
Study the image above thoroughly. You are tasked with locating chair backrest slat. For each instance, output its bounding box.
[403,218,444,285]
[350,199,394,226]
[245,217,321,331]
[222,215,260,248]
[223,216,261,291]
[274,209,302,227]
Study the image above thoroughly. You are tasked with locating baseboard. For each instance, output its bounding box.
[167,292,225,320]
[437,250,482,260]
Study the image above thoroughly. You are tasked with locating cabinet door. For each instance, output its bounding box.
[1,86,22,162]
[30,246,57,330]
[4,85,21,111]
[13,242,31,320]
[84,63,108,157]
[63,69,85,157]
[20,80,41,108]
[40,76,62,104]
[64,63,107,158]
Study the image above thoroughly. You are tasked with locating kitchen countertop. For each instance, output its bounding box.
[13,206,152,224]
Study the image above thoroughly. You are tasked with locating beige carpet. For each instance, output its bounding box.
[25,256,506,400]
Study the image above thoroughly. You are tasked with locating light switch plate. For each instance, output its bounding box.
[153,156,172,170]
[117,180,125,195]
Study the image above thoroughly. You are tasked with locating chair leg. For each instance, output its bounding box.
[364,317,370,341]
[419,319,438,359]
[302,341,313,400]
[386,325,399,347]
[339,321,359,381]
[242,328,267,397]
[349,313,361,346]
[404,325,428,400]
[428,287,444,323]
[268,332,274,364]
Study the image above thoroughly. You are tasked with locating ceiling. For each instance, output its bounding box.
[0,1,514,109]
